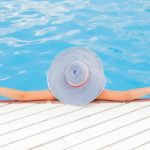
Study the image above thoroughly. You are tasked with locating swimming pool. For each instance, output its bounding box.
[0,0,150,100]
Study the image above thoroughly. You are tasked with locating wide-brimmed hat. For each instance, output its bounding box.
[47,47,106,106]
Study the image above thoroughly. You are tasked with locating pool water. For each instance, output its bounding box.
[0,0,150,100]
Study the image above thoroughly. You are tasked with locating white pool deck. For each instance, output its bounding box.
[0,99,150,150]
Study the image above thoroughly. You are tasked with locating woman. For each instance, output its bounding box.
[0,87,150,103]
[1,47,149,105]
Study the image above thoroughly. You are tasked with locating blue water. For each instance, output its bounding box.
[0,0,150,100]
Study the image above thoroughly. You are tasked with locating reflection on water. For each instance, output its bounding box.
[0,0,150,97]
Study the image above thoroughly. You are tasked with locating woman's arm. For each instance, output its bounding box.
[0,87,56,101]
[97,87,150,101]
[1,86,150,102]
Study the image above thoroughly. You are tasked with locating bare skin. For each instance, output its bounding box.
[0,87,150,103]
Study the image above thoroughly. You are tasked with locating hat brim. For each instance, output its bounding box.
[47,47,106,106]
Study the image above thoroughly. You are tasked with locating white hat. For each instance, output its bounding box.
[47,47,106,106]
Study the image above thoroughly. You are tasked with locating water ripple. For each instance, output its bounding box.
[0,0,150,90]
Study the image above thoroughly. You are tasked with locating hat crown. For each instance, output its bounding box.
[64,60,90,87]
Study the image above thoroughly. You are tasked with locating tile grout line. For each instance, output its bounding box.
[0,104,124,135]
[26,104,130,148]
[0,104,122,136]
[131,140,150,150]
[0,103,125,148]
[0,105,85,136]
[0,104,63,126]
[0,103,11,108]
[60,104,150,150]
[98,127,150,150]
[0,104,37,116]
[65,114,150,150]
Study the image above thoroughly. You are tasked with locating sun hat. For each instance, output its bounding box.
[47,47,106,106]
